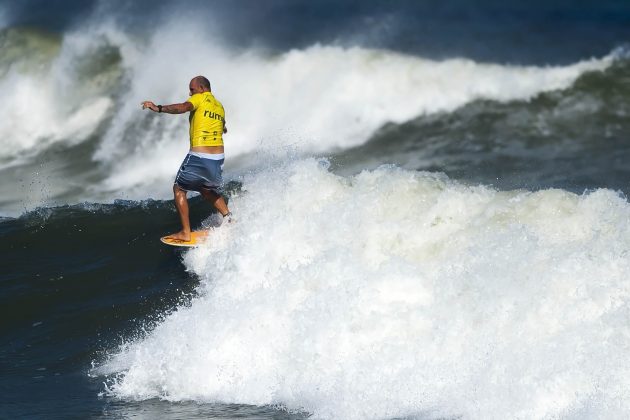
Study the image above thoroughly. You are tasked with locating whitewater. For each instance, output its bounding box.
[95,159,630,419]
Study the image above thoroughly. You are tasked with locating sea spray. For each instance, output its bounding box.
[97,159,630,419]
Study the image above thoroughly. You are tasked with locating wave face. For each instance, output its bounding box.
[0,19,620,216]
[96,159,630,419]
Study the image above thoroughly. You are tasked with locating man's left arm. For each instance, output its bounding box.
[141,101,193,114]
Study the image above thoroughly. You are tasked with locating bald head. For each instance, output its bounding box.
[190,75,211,92]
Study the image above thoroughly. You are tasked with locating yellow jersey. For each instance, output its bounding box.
[187,92,226,148]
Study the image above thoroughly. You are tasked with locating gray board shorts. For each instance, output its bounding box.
[174,153,224,195]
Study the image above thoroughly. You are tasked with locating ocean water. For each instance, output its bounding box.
[2,0,630,418]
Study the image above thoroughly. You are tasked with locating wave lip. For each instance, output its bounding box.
[96,159,630,419]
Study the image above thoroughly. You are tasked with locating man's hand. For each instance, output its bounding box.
[141,101,159,112]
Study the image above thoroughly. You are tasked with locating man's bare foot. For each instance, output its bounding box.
[164,230,191,242]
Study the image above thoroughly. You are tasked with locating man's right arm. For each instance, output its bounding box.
[141,101,193,114]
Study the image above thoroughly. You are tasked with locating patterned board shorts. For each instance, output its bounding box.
[174,153,224,195]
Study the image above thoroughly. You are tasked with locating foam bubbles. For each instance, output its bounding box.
[96,160,630,419]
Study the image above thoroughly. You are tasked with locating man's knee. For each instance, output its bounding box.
[173,184,186,196]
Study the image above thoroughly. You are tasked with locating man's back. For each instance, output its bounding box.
[188,91,226,149]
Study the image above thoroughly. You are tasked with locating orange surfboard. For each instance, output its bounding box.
[160,230,209,247]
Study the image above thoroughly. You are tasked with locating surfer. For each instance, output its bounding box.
[141,76,232,242]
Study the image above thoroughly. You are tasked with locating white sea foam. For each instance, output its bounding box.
[0,27,116,166]
[96,159,630,419]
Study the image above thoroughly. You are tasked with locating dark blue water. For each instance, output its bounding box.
[7,0,630,64]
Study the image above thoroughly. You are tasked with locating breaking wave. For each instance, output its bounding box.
[95,159,630,419]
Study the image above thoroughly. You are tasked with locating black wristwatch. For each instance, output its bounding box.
[158,105,162,113]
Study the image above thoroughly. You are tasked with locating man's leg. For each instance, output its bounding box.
[167,184,192,241]
[200,189,231,220]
